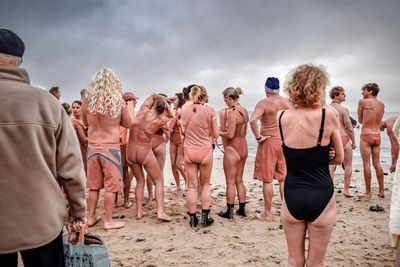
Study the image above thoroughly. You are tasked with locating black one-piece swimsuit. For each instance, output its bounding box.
[279,108,334,222]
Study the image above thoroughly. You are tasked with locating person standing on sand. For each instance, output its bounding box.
[82,67,133,230]
[0,29,87,266]
[218,87,249,219]
[127,94,174,221]
[250,77,290,221]
[71,100,88,174]
[278,64,343,266]
[358,83,385,198]
[328,86,356,197]
[380,116,399,173]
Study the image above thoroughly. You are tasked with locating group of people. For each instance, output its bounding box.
[1,28,399,267]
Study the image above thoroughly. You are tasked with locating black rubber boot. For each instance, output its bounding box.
[218,203,234,219]
[236,202,247,217]
[188,212,198,227]
[201,209,214,226]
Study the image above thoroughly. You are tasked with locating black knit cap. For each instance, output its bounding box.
[0,29,25,57]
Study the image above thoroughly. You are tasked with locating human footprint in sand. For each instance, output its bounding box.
[250,77,290,221]
[357,83,385,198]
[127,94,174,221]
[82,67,133,230]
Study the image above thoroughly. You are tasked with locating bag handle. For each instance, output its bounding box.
[68,224,93,245]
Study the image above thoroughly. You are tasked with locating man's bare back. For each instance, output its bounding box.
[331,103,355,138]
[358,98,385,134]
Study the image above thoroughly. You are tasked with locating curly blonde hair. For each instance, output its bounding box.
[223,87,243,100]
[86,67,124,116]
[284,64,329,108]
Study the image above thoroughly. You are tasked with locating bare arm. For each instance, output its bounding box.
[162,126,170,143]
[211,116,219,139]
[76,124,88,146]
[250,102,264,141]
[329,113,344,165]
[219,110,237,139]
[342,108,356,148]
[138,94,167,113]
[357,100,363,124]
[388,129,399,172]
[120,105,133,128]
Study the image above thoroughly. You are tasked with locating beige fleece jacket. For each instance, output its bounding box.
[0,66,87,253]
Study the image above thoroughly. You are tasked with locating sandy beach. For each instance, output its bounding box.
[77,156,395,266]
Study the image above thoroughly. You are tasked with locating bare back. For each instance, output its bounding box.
[251,95,290,136]
[330,103,353,137]
[130,109,171,143]
[82,99,132,144]
[358,98,385,134]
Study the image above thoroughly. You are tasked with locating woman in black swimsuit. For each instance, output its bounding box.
[278,64,343,266]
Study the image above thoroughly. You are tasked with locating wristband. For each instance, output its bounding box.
[256,136,261,141]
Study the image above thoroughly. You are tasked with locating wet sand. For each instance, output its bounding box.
[79,157,396,266]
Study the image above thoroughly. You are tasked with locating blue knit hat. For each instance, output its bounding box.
[265,77,280,93]
[0,29,25,57]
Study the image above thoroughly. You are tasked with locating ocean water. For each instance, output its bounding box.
[212,111,399,163]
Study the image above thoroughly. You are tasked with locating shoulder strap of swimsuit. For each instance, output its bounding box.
[278,110,285,143]
[317,108,326,146]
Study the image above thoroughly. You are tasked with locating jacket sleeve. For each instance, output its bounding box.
[55,109,87,218]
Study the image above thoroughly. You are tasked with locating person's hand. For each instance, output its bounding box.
[390,164,396,173]
[351,143,357,149]
[66,215,87,234]
[329,147,336,160]
[257,135,270,144]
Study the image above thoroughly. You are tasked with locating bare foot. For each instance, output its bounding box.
[103,220,125,230]
[87,216,101,227]
[358,192,371,198]
[257,212,273,221]
[136,211,147,220]
[343,191,354,198]
[148,196,155,202]
[377,192,385,198]
[157,212,172,222]
[172,187,182,192]
[124,201,133,209]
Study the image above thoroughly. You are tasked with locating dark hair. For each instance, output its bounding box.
[158,93,168,97]
[72,100,82,106]
[49,86,60,95]
[175,93,185,108]
[155,99,166,114]
[182,84,197,101]
[62,102,71,115]
[363,83,380,96]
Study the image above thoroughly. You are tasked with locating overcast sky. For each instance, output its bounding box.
[1,0,399,112]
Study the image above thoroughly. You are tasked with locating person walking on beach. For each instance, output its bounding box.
[381,116,399,173]
[0,29,87,267]
[181,85,219,227]
[358,83,385,198]
[82,67,133,230]
[329,86,356,197]
[250,77,290,221]
[218,87,249,219]
[278,64,343,266]
[127,94,173,221]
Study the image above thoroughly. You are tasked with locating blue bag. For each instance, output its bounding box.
[63,225,110,267]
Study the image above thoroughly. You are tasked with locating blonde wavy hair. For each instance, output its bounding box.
[223,87,243,100]
[86,67,124,116]
[191,85,208,103]
[284,64,329,108]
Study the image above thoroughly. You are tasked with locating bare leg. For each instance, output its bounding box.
[199,150,213,210]
[306,196,336,267]
[87,190,101,226]
[371,144,385,198]
[343,143,354,197]
[281,198,306,267]
[185,155,199,214]
[359,139,372,197]
[176,153,187,190]
[258,182,274,221]
[236,157,247,203]
[123,166,134,208]
[170,152,182,190]
[143,150,171,221]
[103,192,125,230]
[329,165,336,180]
[223,146,240,204]
[278,181,284,200]
[146,174,154,201]
[131,163,146,219]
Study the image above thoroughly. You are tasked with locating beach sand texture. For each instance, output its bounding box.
[67,158,395,266]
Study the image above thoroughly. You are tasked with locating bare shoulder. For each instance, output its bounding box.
[325,107,338,122]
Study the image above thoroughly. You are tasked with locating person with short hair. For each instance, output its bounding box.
[82,67,133,230]
[0,29,86,267]
[278,64,343,266]
[329,86,356,197]
[127,94,174,221]
[358,82,385,198]
[218,87,249,219]
[49,86,61,100]
[250,77,290,221]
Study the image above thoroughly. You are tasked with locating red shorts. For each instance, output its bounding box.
[87,143,123,193]
[360,134,381,146]
[254,136,286,182]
